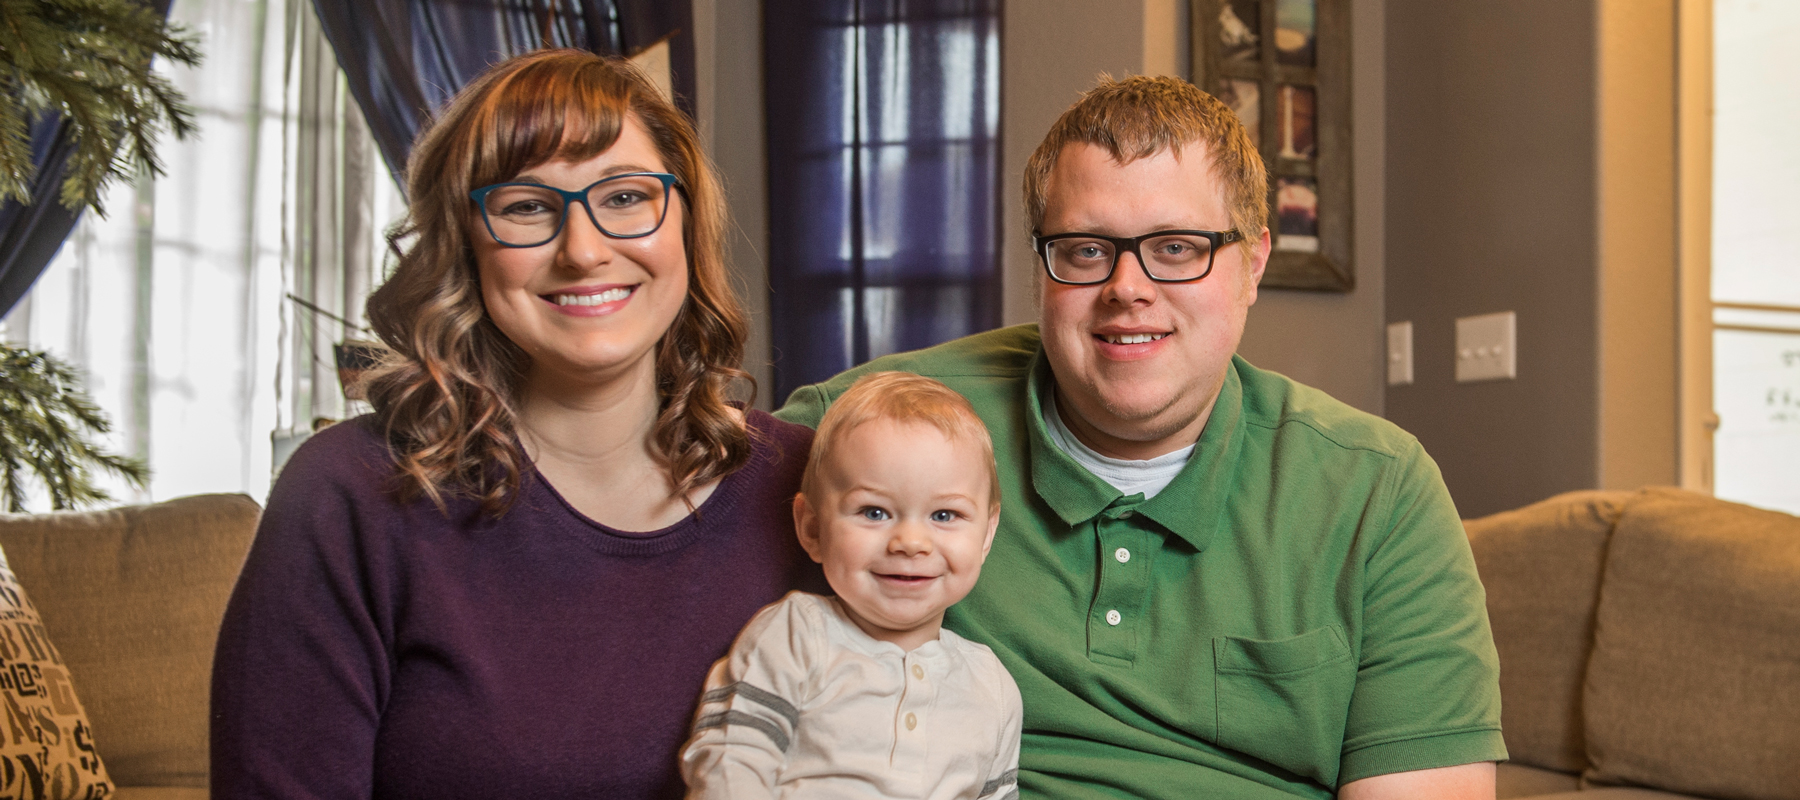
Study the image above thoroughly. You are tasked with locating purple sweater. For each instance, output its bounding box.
[211,411,823,799]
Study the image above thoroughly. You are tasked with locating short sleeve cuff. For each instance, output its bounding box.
[1338,728,1508,787]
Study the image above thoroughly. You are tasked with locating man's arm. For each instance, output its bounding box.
[1339,762,1496,800]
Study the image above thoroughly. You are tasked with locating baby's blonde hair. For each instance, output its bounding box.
[801,372,1000,510]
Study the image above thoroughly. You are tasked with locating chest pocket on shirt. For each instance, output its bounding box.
[1212,625,1355,787]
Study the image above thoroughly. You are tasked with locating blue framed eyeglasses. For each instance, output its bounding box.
[469,172,682,248]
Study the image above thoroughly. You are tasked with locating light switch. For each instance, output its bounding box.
[1386,321,1413,386]
[1455,311,1516,382]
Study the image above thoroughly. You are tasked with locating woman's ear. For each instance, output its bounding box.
[792,493,825,564]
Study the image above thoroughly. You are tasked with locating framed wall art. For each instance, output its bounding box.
[1192,0,1352,291]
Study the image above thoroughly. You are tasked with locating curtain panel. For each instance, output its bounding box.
[0,0,178,319]
[310,0,697,179]
[763,0,1002,401]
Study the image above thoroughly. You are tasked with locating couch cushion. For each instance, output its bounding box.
[1583,488,1800,800]
[1497,762,1581,798]
[1466,490,1631,773]
[0,545,114,797]
[110,787,210,800]
[1522,790,1709,800]
[0,494,259,789]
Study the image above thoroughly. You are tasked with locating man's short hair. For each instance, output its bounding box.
[800,372,1001,510]
[1023,74,1268,259]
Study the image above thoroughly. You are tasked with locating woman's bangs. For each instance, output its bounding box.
[471,60,629,186]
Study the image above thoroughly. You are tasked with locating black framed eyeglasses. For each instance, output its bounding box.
[469,172,682,248]
[1032,229,1243,285]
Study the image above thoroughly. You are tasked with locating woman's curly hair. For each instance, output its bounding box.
[364,49,751,516]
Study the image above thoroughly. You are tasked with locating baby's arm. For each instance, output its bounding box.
[680,595,818,799]
[975,653,1024,800]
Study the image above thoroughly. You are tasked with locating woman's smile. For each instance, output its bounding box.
[543,284,637,316]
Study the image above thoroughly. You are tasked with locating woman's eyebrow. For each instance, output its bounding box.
[510,164,663,185]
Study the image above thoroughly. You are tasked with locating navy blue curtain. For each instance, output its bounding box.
[311,0,696,180]
[764,0,1002,401]
[0,0,176,318]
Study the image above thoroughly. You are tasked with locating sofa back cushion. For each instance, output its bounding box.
[0,494,259,788]
[1582,488,1800,800]
[1465,489,1630,774]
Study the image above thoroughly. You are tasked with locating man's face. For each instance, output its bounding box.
[1037,141,1269,460]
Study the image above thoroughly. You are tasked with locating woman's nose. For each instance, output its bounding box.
[556,203,616,269]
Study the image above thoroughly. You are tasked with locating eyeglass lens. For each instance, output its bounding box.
[480,174,671,246]
[1044,234,1216,283]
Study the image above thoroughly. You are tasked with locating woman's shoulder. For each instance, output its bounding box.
[279,416,395,487]
[740,408,814,481]
[746,407,814,451]
[262,415,423,524]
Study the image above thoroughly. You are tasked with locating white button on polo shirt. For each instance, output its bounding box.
[1105,609,1122,626]
[1114,547,1131,563]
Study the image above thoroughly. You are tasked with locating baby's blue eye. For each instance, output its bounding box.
[859,507,891,522]
[930,509,959,523]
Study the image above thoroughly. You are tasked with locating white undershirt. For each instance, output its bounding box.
[1044,390,1194,500]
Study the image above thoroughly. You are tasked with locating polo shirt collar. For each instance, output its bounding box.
[1026,349,1246,553]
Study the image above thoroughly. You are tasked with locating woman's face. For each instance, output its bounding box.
[471,113,688,393]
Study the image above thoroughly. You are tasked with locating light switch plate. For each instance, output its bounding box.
[1386,321,1413,386]
[1455,311,1516,382]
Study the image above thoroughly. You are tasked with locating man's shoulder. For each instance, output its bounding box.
[1232,355,1421,462]
[775,325,1040,426]
[855,324,1039,381]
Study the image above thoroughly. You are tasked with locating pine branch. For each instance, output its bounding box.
[0,0,202,212]
[0,344,148,511]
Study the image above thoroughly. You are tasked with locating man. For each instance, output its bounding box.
[775,76,1505,799]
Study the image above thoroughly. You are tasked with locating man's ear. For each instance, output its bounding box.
[1244,227,1271,305]
[793,493,825,564]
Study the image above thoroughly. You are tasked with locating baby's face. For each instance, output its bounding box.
[796,418,998,651]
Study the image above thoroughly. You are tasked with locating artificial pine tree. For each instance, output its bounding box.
[0,0,202,211]
[0,347,147,511]
[0,0,200,509]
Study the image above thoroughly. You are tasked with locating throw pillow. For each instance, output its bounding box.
[0,545,113,799]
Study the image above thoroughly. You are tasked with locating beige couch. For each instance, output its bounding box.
[2,486,1792,799]
[0,493,260,800]
[1466,488,1800,800]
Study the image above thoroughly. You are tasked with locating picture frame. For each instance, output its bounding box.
[1192,0,1353,292]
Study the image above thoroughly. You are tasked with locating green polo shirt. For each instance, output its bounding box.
[774,324,1505,798]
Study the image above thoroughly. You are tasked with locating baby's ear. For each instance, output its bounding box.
[980,503,1000,558]
[792,493,825,564]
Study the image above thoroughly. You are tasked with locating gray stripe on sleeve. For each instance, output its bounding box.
[978,769,1019,798]
[699,681,801,727]
[693,710,792,752]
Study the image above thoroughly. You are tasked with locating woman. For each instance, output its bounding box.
[211,50,821,798]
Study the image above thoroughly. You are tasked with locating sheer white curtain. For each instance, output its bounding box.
[0,0,403,507]
[1713,0,1800,514]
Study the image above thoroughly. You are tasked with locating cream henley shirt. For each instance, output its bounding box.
[680,591,1022,799]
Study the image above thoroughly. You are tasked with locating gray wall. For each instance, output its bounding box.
[1235,0,1386,415]
[1384,0,1601,518]
[693,0,777,408]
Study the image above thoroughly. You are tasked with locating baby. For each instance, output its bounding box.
[680,371,1022,800]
